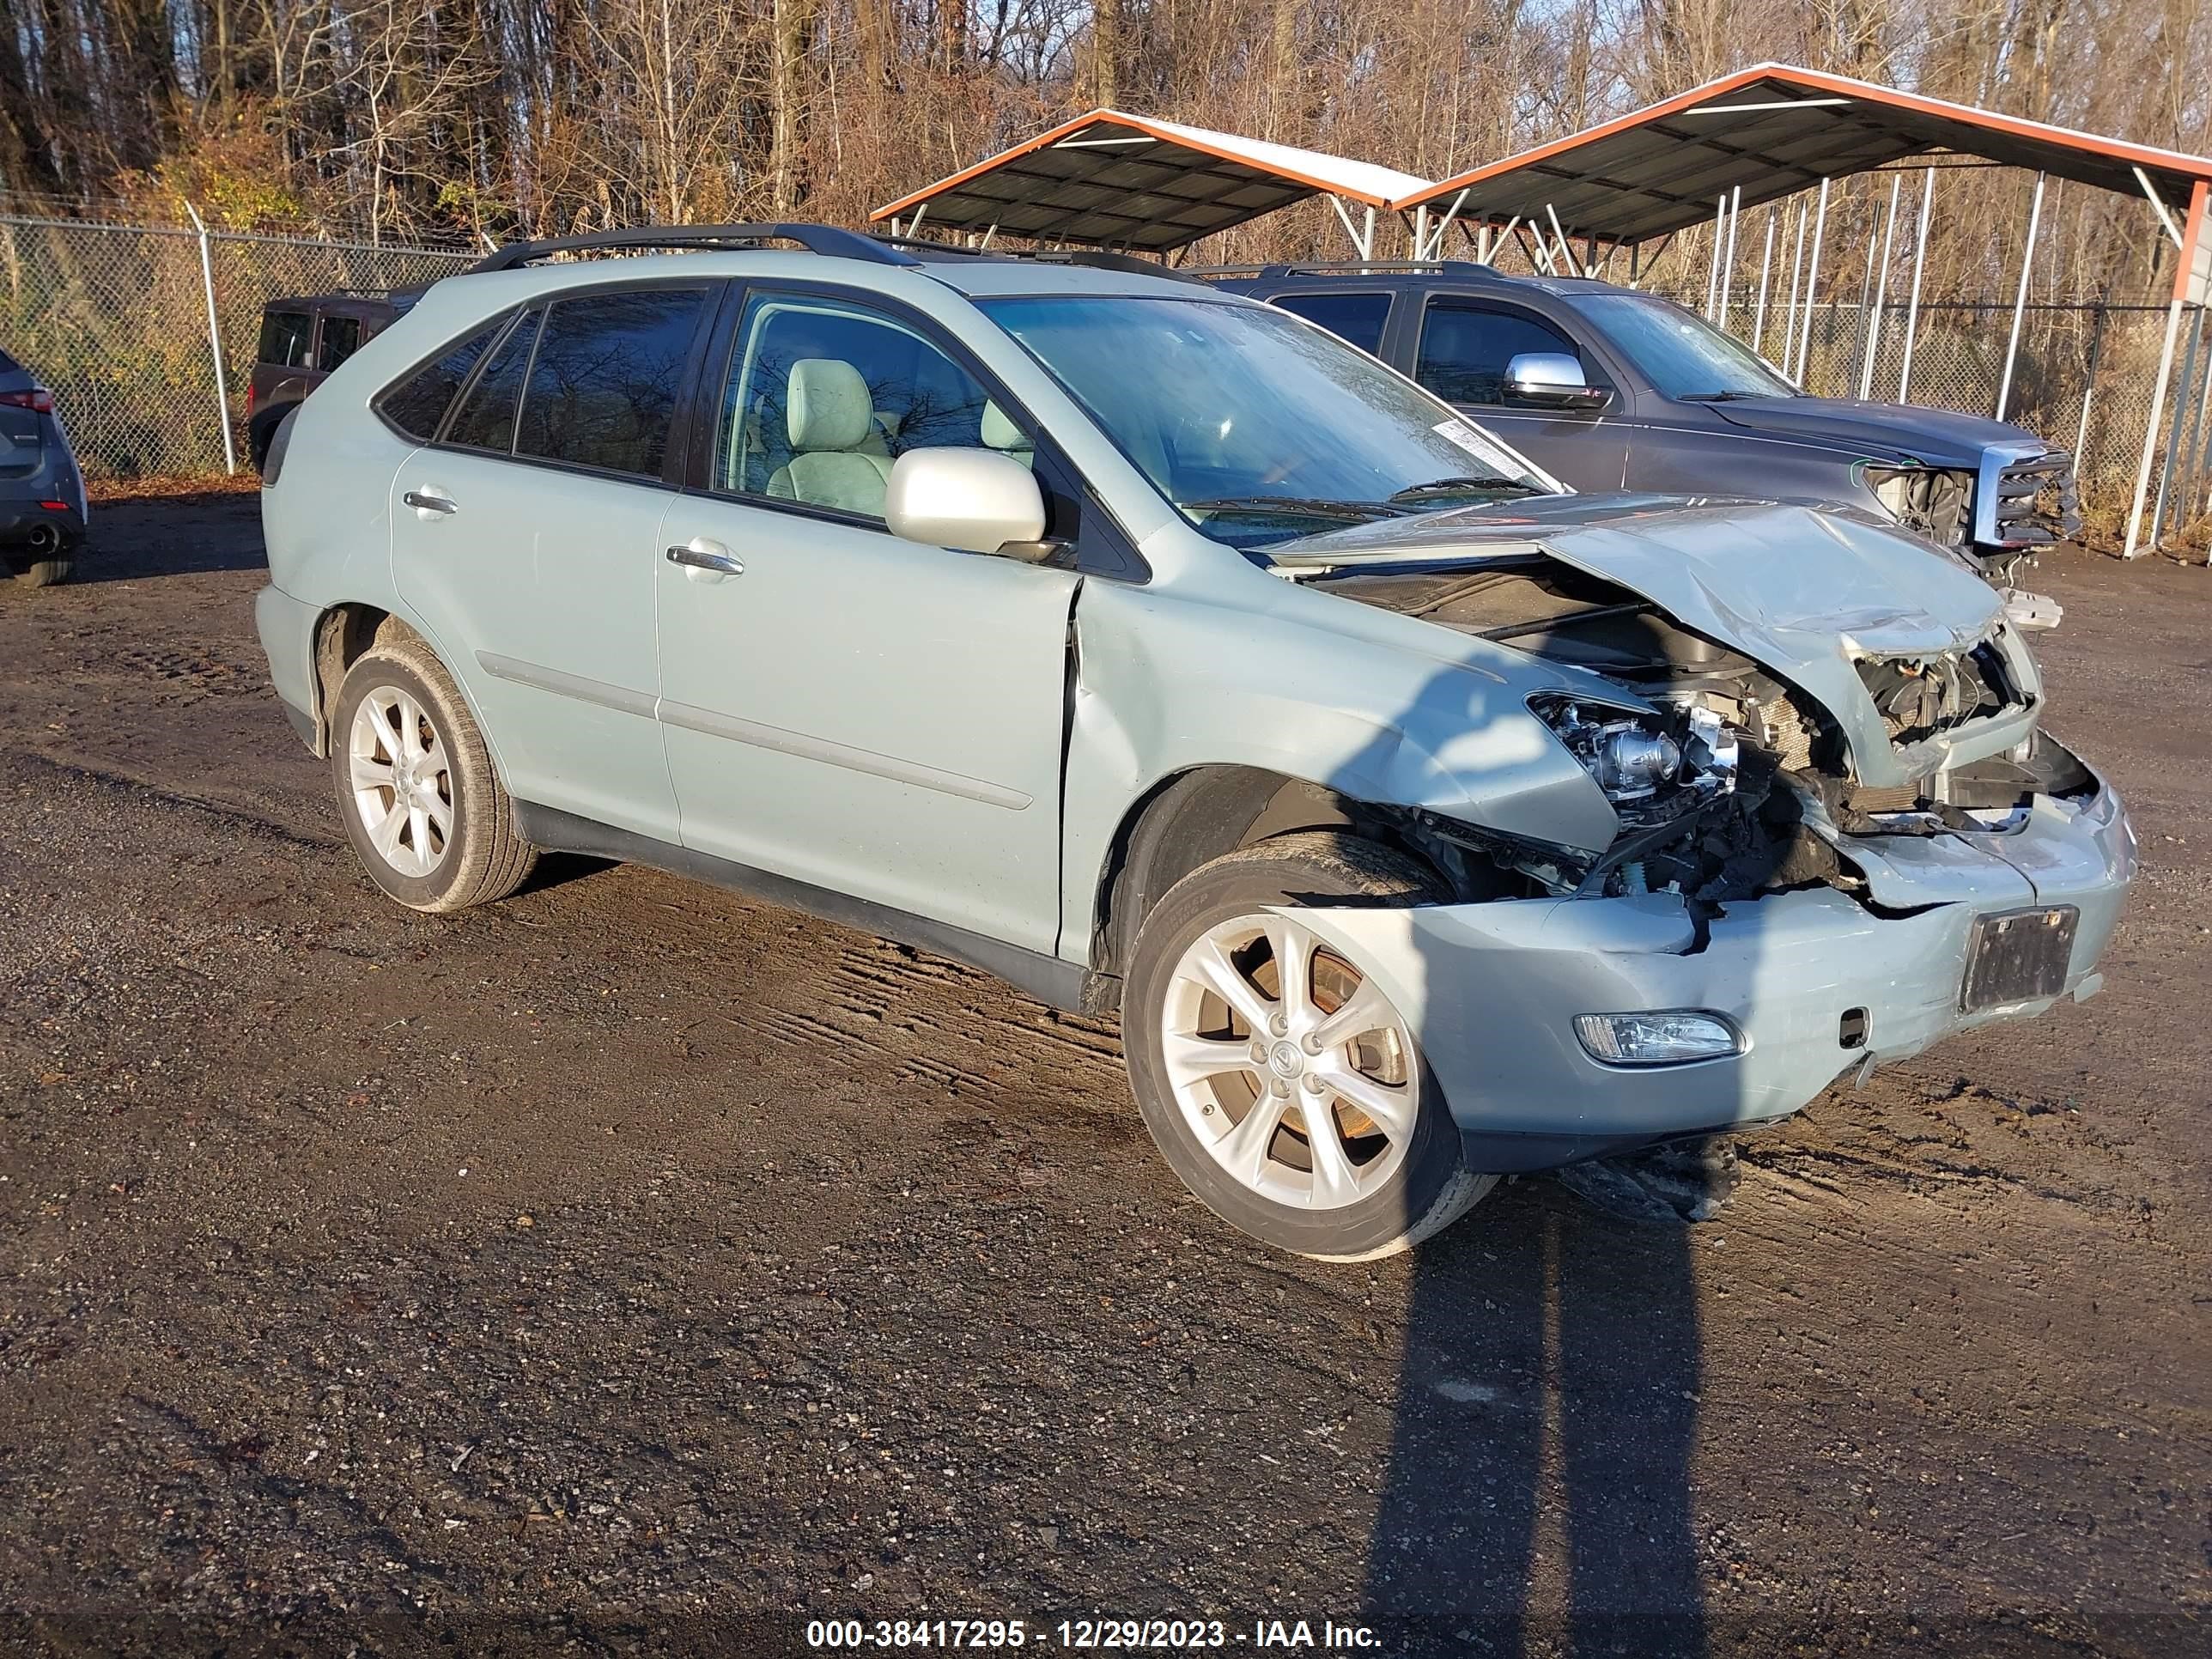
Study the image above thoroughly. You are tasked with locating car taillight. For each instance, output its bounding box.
[0,386,55,414]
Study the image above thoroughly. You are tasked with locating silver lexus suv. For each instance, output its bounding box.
[253,224,2133,1261]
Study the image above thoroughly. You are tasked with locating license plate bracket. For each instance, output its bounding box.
[1960,905,2078,1012]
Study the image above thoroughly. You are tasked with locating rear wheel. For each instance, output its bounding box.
[329,635,536,913]
[1123,831,1494,1261]
[8,555,71,587]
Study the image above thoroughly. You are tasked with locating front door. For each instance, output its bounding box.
[654,286,1077,955]
[1413,297,1632,490]
[389,284,714,841]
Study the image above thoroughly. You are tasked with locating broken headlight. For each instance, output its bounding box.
[1861,463,1973,548]
[1534,697,1737,807]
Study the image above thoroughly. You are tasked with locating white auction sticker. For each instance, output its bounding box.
[1431,418,1520,472]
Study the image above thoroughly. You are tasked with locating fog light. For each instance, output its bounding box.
[1574,1011,1743,1066]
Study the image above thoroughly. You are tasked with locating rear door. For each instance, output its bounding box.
[1412,297,1630,489]
[387,283,714,842]
[653,283,1078,953]
[1266,289,1397,360]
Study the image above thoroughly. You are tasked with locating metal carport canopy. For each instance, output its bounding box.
[1395,62,2212,244]
[869,110,1433,253]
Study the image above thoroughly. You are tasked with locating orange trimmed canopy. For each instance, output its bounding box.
[870,110,1433,252]
[1397,63,2212,245]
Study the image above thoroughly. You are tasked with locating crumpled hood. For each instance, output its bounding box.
[1701,394,2042,466]
[1273,495,2033,787]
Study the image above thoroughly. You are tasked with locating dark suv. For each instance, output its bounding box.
[1202,262,2075,607]
[246,292,411,469]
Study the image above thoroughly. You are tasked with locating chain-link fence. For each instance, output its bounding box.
[0,213,471,478]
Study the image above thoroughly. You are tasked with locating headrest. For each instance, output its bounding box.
[981,399,1029,452]
[787,359,874,453]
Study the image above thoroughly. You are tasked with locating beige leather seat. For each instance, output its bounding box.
[981,399,1034,468]
[767,359,894,517]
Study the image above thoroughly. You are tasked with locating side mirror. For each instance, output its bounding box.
[1502,351,1608,410]
[884,447,1053,559]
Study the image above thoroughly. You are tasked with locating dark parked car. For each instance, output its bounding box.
[1201,261,2075,619]
[0,343,88,586]
[246,291,412,469]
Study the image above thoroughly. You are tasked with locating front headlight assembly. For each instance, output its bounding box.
[1861,462,1974,548]
[1533,696,1737,808]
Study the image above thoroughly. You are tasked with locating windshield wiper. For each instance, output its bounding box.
[1182,495,1408,522]
[1387,475,1543,502]
[1676,391,1769,403]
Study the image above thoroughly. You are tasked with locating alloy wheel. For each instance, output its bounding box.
[347,685,454,878]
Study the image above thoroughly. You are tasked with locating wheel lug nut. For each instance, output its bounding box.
[1249,1042,1267,1062]
[1303,1073,1324,1092]
[1269,1012,1289,1036]
[1270,1077,1291,1097]
[1301,1031,1322,1054]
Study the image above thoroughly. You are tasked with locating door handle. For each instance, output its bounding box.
[666,538,744,579]
[403,489,457,518]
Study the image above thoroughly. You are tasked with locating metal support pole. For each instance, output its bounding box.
[185,202,238,477]
[1782,199,1810,380]
[2071,300,2108,476]
[1859,173,1900,399]
[2177,320,2212,534]
[1753,206,1777,355]
[2149,301,2204,546]
[1705,195,1725,318]
[1543,204,1577,276]
[1899,167,1934,402]
[1794,177,1831,387]
[1413,205,1430,262]
[1995,172,2046,422]
[1718,185,1741,328]
[2127,179,2208,556]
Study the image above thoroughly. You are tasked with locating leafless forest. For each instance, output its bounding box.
[3,2,2210,301]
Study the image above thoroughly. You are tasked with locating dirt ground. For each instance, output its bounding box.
[0,489,2205,1657]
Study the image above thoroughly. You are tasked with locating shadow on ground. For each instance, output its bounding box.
[1364,1177,1711,1656]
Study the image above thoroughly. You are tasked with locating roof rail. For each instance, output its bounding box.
[872,234,1198,283]
[466,222,920,274]
[1186,259,1496,280]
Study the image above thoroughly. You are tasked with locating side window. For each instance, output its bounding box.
[1416,303,1589,405]
[443,308,540,454]
[1271,291,1392,356]
[316,314,363,372]
[514,288,707,478]
[376,315,508,442]
[713,291,1030,525]
[258,310,312,369]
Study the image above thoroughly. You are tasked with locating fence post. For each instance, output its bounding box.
[185,202,238,477]
[2070,301,2107,477]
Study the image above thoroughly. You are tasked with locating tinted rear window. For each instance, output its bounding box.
[514,288,707,478]
[443,309,540,453]
[316,314,363,372]
[1271,291,1393,356]
[258,310,313,368]
[376,315,510,442]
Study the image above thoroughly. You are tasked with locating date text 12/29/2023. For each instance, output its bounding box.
[805,1618,1384,1650]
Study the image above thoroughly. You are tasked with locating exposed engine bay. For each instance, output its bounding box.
[1300,552,2080,910]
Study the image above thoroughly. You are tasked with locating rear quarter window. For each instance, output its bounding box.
[258,310,313,369]
[374,313,513,443]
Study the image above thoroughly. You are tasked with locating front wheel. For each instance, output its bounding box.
[1123,832,1494,1261]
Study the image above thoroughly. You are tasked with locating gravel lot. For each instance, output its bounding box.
[1,487,2207,1656]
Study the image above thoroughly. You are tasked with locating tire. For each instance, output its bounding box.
[329,635,537,913]
[9,556,71,587]
[1123,830,1495,1261]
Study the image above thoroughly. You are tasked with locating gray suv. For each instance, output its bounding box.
[253,224,2131,1261]
[1205,263,2075,616]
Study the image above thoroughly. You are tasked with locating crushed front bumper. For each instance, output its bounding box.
[1285,770,2133,1172]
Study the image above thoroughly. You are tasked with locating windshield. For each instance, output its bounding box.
[978,295,1551,550]
[1571,292,1796,401]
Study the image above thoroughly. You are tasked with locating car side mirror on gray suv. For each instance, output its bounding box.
[884,447,1055,560]
[1503,351,1609,411]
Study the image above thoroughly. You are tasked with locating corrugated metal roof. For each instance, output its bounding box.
[1398,64,2212,243]
[870,110,1432,252]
